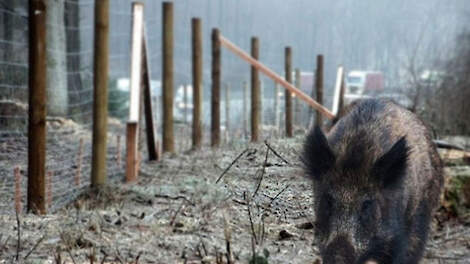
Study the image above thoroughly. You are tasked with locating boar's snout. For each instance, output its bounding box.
[322,235,356,264]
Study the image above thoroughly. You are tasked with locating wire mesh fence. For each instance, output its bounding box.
[0,0,327,215]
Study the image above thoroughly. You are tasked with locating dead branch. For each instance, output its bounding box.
[216,148,251,183]
[269,184,290,206]
[253,146,269,198]
[24,234,45,260]
[264,140,290,165]
[170,201,185,227]
[154,194,195,206]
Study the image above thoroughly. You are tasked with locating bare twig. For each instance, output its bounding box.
[135,251,142,264]
[170,201,185,227]
[223,214,233,264]
[269,185,290,206]
[216,148,251,183]
[66,247,77,264]
[247,203,258,245]
[154,194,195,206]
[24,234,45,260]
[253,146,269,198]
[264,140,290,165]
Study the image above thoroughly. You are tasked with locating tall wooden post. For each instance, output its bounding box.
[28,0,47,214]
[211,28,221,147]
[251,37,260,142]
[285,47,293,138]
[162,2,175,153]
[294,68,301,127]
[91,0,109,187]
[192,18,203,149]
[127,2,144,182]
[332,66,344,116]
[142,36,159,161]
[314,55,324,128]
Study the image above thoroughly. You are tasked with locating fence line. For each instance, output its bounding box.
[0,0,335,215]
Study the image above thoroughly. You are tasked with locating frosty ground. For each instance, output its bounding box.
[0,135,469,263]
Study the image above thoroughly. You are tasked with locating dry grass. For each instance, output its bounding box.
[0,136,469,263]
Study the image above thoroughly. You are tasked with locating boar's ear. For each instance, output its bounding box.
[303,126,335,180]
[372,136,410,189]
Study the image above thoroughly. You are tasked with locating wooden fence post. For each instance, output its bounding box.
[192,18,203,149]
[225,83,230,143]
[126,2,144,182]
[162,1,175,153]
[285,47,293,138]
[126,122,138,182]
[332,66,344,116]
[14,167,21,214]
[314,55,324,129]
[211,28,221,147]
[28,0,47,214]
[251,37,260,142]
[91,0,109,187]
[294,68,301,127]
[142,32,159,161]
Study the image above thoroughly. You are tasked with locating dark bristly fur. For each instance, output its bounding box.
[303,98,443,264]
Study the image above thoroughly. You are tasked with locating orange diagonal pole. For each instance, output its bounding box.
[219,35,335,120]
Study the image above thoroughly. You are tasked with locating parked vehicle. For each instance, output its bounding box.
[345,71,384,103]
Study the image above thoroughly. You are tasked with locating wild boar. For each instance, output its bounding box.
[303,98,443,264]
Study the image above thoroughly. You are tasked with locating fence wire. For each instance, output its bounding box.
[0,0,325,215]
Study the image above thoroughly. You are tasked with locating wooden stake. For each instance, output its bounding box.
[126,122,138,182]
[285,47,293,138]
[251,37,260,142]
[162,2,175,153]
[211,28,221,147]
[142,29,159,161]
[91,0,110,187]
[75,138,84,186]
[219,35,334,120]
[192,18,203,149]
[47,171,52,210]
[332,66,344,116]
[28,0,47,214]
[14,167,21,214]
[314,55,324,128]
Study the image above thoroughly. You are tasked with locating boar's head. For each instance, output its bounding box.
[303,126,410,264]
